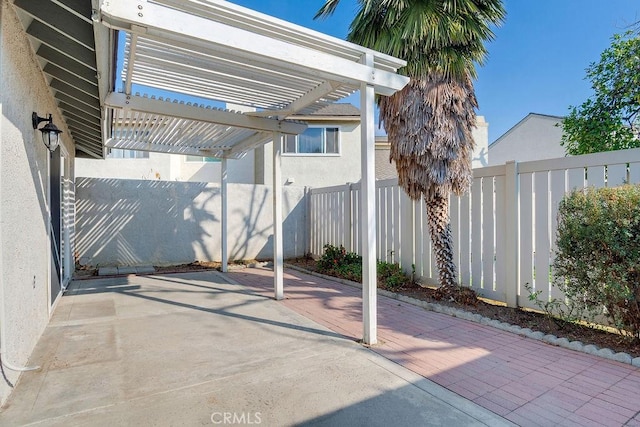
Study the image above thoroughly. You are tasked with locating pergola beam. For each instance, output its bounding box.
[105,93,307,135]
[247,81,341,119]
[99,0,408,97]
[105,138,218,157]
[225,133,273,158]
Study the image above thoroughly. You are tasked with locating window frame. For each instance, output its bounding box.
[106,148,149,159]
[282,125,341,157]
[184,155,221,163]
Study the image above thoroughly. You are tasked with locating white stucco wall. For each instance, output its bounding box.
[0,1,75,404]
[75,152,171,180]
[262,120,363,188]
[178,151,255,184]
[471,116,489,168]
[488,114,565,166]
[76,151,255,184]
[75,178,308,267]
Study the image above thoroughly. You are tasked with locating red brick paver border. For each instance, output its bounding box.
[229,267,640,427]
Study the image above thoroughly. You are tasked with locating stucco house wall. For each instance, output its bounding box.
[75,151,172,181]
[0,1,76,404]
[75,150,256,184]
[176,151,255,183]
[75,179,308,267]
[258,120,362,188]
[284,121,361,188]
[488,113,565,166]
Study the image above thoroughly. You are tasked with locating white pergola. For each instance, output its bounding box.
[97,0,409,345]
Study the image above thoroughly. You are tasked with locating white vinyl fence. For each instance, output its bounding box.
[310,147,640,310]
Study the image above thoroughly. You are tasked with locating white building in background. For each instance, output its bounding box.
[78,109,489,186]
[488,113,565,166]
[374,116,490,180]
[76,104,362,188]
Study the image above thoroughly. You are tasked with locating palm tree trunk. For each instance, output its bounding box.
[426,193,457,288]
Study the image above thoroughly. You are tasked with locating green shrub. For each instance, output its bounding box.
[316,244,413,289]
[335,263,362,282]
[317,244,362,273]
[377,261,408,290]
[553,184,640,341]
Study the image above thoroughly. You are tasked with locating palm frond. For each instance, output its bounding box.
[314,0,343,20]
[381,73,477,200]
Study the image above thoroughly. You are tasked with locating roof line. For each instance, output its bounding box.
[490,112,565,146]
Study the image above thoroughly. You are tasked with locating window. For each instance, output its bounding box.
[185,156,220,163]
[107,148,149,159]
[284,127,340,155]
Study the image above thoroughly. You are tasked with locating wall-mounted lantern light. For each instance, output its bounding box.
[32,112,63,153]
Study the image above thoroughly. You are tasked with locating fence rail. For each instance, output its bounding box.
[309,147,640,309]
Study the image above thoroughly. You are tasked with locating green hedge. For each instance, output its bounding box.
[554,184,640,340]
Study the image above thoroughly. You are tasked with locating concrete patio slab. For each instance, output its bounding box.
[116,266,138,275]
[97,266,118,276]
[0,271,512,426]
[135,266,156,274]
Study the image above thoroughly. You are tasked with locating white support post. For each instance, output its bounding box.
[504,160,519,307]
[272,132,284,300]
[360,53,377,345]
[221,157,228,273]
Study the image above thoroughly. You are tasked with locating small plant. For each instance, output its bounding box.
[335,263,362,282]
[316,244,414,290]
[377,261,409,290]
[524,283,581,330]
[317,244,362,273]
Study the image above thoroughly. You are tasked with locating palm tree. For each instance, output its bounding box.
[316,0,505,289]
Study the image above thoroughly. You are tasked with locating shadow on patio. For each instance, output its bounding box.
[0,271,508,426]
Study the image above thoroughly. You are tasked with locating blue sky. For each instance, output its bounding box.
[229,0,639,143]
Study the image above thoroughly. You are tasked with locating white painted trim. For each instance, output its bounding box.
[92,0,113,105]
